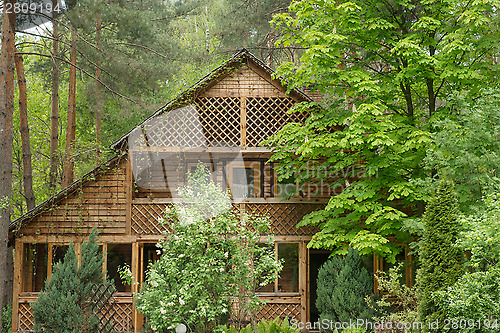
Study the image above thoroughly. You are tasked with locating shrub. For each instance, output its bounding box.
[32,231,105,333]
[369,263,419,333]
[2,302,11,333]
[136,165,282,333]
[417,179,463,330]
[219,318,300,333]
[432,194,500,332]
[316,248,373,331]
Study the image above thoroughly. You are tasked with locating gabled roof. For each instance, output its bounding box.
[10,49,314,238]
[110,48,313,150]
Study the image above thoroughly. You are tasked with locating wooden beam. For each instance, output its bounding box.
[125,153,132,235]
[47,244,53,281]
[12,241,22,333]
[240,97,247,147]
[132,242,142,332]
[128,146,272,154]
[132,197,330,204]
[299,242,307,325]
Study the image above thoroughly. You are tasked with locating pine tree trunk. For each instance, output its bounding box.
[49,0,60,192]
[62,29,77,188]
[0,0,16,325]
[95,14,102,163]
[14,48,35,211]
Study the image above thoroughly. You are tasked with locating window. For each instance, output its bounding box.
[275,174,297,198]
[22,243,48,292]
[278,243,299,292]
[256,242,300,294]
[227,161,261,199]
[52,245,69,266]
[107,244,132,292]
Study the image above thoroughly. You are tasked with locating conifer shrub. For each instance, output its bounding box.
[32,231,105,333]
[417,179,464,330]
[316,248,373,330]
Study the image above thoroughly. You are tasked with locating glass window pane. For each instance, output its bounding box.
[255,243,275,292]
[277,175,296,197]
[52,245,69,266]
[23,243,48,292]
[278,243,299,292]
[233,167,254,198]
[107,244,132,292]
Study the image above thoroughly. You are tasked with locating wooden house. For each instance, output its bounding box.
[9,49,412,332]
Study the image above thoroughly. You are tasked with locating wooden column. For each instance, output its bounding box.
[125,153,132,235]
[132,242,142,332]
[47,244,53,281]
[299,241,308,326]
[240,97,247,147]
[12,241,22,332]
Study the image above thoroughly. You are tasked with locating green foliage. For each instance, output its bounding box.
[417,179,463,330]
[316,248,373,330]
[458,194,500,269]
[136,165,282,333]
[433,267,500,333]
[32,231,105,333]
[2,302,12,333]
[267,0,500,261]
[424,89,500,213]
[431,194,500,332]
[369,264,419,333]
[219,318,300,333]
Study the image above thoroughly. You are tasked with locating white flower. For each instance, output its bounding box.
[167,302,175,306]
[160,308,166,314]
[179,298,185,305]
[224,252,229,258]
[222,308,228,313]
[179,254,185,258]
[156,250,161,255]
[151,281,159,287]
[220,267,224,273]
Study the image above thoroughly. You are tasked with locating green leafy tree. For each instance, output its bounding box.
[136,166,282,333]
[266,0,500,261]
[417,179,463,330]
[32,231,105,333]
[424,89,500,213]
[431,194,500,332]
[316,248,373,330]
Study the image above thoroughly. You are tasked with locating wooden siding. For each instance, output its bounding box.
[17,158,128,236]
[200,66,288,98]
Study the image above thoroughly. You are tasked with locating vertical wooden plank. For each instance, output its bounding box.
[12,241,22,333]
[137,243,144,331]
[240,97,247,147]
[25,244,33,292]
[299,242,307,326]
[125,153,133,235]
[405,248,413,287]
[132,242,141,332]
[274,242,278,292]
[47,243,53,281]
[75,242,81,267]
[306,246,310,324]
[102,243,108,277]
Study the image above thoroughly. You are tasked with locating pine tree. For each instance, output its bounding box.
[418,178,464,330]
[32,231,104,333]
[316,248,373,325]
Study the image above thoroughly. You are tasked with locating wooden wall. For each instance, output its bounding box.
[17,157,128,237]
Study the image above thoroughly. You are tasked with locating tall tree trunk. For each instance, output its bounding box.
[14,48,35,211]
[62,29,77,188]
[49,0,60,192]
[95,14,102,163]
[0,0,16,324]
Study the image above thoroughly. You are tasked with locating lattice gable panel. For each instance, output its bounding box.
[200,66,288,98]
[18,159,128,236]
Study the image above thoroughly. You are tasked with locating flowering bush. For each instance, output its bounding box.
[136,165,282,333]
